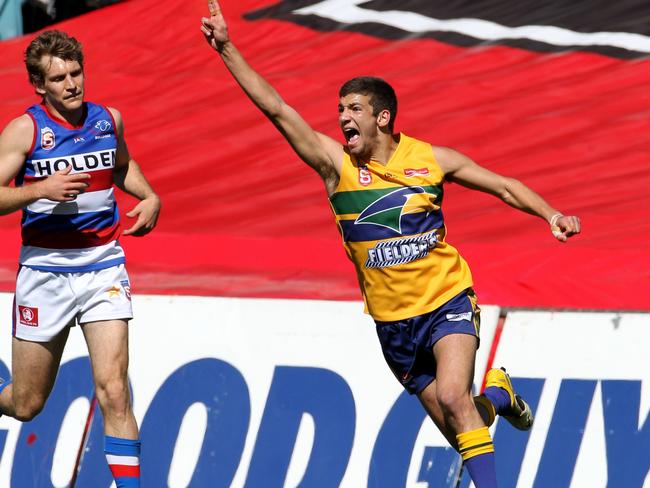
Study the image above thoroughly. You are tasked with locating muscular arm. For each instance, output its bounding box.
[0,115,89,215]
[109,107,161,236]
[201,1,343,194]
[434,146,581,241]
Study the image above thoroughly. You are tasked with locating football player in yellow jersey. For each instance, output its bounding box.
[202,3,581,486]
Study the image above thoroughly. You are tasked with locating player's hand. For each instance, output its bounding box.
[123,194,161,237]
[37,165,90,202]
[550,214,581,242]
[201,0,229,51]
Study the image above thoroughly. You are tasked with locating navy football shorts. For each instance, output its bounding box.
[374,288,481,394]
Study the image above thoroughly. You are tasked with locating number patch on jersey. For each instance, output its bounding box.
[359,167,372,186]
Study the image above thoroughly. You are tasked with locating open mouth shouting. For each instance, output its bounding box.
[343,127,360,147]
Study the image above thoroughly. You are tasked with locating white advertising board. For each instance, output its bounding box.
[2,294,648,487]
[491,311,650,488]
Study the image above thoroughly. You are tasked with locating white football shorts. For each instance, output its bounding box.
[13,264,133,342]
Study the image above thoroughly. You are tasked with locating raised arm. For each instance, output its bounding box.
[200,1,343,193]
[110,107,161,236]
[0,115,90,215]
[435,146,581,242]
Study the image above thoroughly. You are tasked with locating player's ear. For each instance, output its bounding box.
[376,109,391,129]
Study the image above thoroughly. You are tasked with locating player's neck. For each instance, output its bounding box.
[369,132,399,166]
[42,100,85,128]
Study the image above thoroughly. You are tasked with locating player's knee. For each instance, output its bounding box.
[13,395,46,422]
[436,384,472,417]
[95,377,130,414]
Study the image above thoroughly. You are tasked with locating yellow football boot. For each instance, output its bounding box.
[485,367,534,431]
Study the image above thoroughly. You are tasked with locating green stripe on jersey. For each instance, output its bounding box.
[330,185,442,215]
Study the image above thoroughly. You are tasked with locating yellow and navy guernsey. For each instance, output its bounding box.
[329,134,473,322]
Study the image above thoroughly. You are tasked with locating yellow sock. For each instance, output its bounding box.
[457,426,494,461]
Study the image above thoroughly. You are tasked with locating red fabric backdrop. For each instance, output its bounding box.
[0,0,648,310]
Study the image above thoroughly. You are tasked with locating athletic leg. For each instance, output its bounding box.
[419,333,497,488]
[3,267,78,420]
[82,319,140,487]
[0,329,69,420]
[417,378,459,449]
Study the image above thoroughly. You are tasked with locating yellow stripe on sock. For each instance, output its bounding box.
[456,426,494,461]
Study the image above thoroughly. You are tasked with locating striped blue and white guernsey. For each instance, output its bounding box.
[16,102,125,273]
